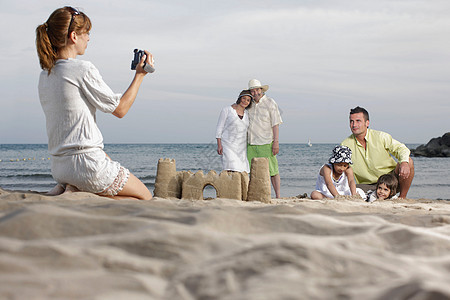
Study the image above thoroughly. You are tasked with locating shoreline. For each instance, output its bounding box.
[2,143,449,200]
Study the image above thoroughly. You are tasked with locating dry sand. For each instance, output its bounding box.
[0,188,449,299]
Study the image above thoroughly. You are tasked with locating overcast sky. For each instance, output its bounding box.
[1,0,449,144]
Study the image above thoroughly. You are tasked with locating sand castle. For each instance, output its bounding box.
[154,157,271,202]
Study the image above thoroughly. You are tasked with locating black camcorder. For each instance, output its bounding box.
[131,49,155,73]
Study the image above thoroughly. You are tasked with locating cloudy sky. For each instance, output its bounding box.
[1,0,449,144]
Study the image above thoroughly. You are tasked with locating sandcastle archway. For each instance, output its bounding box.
[153,157,270,202]
[181,170,243,200]
[203,184,218,199]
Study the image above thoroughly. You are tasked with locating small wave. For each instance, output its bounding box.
[413,183,450,188]
[144,182,155,188]
[2,173,53,179]
[2,168,49,173]
[0,183,55,192]
[282,176,316,182]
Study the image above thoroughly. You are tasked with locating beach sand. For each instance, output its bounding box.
[0,188,449,299]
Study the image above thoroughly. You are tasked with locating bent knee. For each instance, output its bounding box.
[311,191,324,200]
[409,157,415,170]
[140,190,153,200]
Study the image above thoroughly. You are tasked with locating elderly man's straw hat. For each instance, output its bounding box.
[248,79,269,92]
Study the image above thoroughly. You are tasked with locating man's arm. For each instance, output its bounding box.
[268,98,282,156]
[272,125,279,155]
[383,132,410,163]
[383,132,411,179]
[398,161,410,179]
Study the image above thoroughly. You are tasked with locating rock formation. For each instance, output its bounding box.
[411,132,450,157]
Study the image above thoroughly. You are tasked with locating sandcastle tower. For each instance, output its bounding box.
[154,158,183,198]
[247,157,271,203]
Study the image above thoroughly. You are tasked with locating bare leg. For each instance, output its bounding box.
[46,183,65,196]
[112,172,152,200]
[395,157,415,198]
[271,174,281,198]
[311,191,326,200]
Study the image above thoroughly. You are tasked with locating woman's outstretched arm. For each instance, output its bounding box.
[113,51,154,118]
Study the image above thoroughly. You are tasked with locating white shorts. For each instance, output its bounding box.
[51,149,130,195]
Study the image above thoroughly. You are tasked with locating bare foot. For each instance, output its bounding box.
[46,184,65,196]
[63,184,80,194]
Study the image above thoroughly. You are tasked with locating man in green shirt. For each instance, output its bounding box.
[341,106,415,198]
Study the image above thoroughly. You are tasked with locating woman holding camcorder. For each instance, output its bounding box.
[36,6,154,200]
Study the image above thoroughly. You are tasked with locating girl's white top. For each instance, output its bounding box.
[38,59,121,156]
[215,106,250,173]
[315,163,352,198]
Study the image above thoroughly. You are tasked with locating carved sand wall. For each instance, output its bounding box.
[153,157,269,202]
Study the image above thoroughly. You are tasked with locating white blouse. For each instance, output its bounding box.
[215,106,250,172]
[315,164,352,198]
[38,59,121,156]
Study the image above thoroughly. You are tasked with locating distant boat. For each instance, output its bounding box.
[307,138,312,147]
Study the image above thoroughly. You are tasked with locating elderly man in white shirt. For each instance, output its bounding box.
[247,79,283,198]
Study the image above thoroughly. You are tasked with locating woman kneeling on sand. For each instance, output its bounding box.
[35,7,153,200]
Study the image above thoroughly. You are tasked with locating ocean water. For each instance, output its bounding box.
[1,143,449,200]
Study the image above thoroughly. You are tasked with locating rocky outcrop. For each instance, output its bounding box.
[411,132,450,157]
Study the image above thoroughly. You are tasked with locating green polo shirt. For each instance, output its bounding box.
[341,129,410,184]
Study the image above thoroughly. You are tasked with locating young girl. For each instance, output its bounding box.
[36,7,154,200]
[311,145,364,199]
[366,173,399,202]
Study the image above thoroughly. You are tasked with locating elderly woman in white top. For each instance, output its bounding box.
[216,90,253,173]
[35,7,153,200]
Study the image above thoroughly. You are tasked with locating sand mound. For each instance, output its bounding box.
[0,188,449,299]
